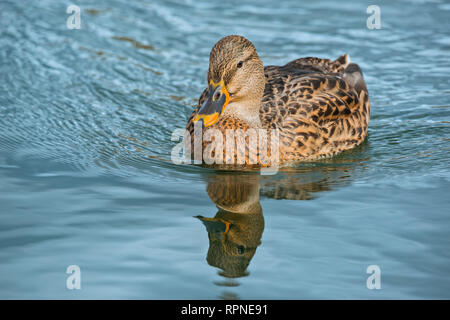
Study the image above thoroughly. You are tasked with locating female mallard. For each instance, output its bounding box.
[186,35,370,166]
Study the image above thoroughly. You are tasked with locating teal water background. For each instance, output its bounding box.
[0,0,449,299]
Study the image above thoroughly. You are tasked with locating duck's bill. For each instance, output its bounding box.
[195,215,231,240]
[194,80,230,127]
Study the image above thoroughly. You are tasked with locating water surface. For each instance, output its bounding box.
[0,0,449,299]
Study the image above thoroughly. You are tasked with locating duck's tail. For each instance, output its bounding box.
[335,53,351,69]
[336,54,368,94]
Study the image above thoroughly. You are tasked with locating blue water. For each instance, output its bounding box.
[0,0,449,299]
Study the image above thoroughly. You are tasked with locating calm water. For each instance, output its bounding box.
[0,0,449,299]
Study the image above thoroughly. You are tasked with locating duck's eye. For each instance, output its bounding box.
[237,61,243,68]
[214,92,221,100]
[237,245,245,255]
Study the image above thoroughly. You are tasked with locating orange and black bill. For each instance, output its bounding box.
[194,80,230,127]
[195,215,231,241]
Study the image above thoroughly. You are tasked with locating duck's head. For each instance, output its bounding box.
[194,35,265,127]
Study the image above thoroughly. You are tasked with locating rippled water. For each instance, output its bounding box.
[0,0,449,299]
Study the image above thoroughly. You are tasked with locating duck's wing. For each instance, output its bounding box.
[261,56,370,161]
[284,54,349,73]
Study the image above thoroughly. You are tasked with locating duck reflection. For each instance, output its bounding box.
[196,174,264,279]
[196,151,367,289]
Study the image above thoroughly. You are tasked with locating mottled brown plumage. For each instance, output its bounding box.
[186,35,370,166]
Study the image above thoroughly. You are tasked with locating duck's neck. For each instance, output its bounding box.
[222,100,262,128]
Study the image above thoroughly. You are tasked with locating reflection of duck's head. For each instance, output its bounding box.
[195,154,368,278]
[196,174,264,278]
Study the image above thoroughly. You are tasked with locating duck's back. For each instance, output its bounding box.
[261,55,370,161]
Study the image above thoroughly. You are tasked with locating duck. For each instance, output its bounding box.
[186,35,370,167]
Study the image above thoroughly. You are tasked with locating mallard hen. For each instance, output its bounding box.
[186,35,370,166]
